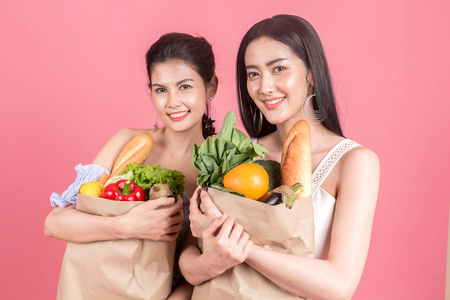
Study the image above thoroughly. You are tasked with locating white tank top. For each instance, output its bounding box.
[312,139,360,259]
[252,138,360,259]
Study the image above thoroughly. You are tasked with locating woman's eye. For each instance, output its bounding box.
[247,72,259,78]
[180,84,191,90]
[155,88,167,93]
[273,66,285,73]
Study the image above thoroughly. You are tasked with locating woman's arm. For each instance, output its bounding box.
[245,147,380,300]
[44,128,184,243]
[179,215,253,285]
[44,204,120,242]
[44,196,183,243]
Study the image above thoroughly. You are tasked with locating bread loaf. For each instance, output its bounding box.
[110,133,154,177]
[281,120,312,199]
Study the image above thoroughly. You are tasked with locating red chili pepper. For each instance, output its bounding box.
[102,179,146,202]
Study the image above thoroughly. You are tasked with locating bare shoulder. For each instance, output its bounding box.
[102,128,144,150]
[91,128,152,171]
[340,146,380,175]
[337,145,380,200]
[110,127,138,139]
[113,127,154,139]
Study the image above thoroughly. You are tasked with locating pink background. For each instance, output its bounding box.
[1,1,449,299]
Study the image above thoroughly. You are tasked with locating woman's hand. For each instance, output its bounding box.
[118,195,184,241]
[200,214,253,278]
[189,185,222,238]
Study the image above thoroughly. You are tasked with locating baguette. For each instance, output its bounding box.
[280,120,312,199]
[110,133,154,177]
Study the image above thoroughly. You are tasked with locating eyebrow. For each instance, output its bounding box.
[176,78,194,85]
[246,58,287,69]
[151,78,194,88]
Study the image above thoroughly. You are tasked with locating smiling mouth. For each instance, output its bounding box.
[264,97,285,105]
[168,111,189,118]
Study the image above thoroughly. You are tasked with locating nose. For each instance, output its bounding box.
[167,90,182,108]
[259,74,275,95]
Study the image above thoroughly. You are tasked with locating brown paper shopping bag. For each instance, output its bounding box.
[57,195,176,300]
[192,188,314,300]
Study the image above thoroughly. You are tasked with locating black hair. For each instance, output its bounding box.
[236,14,344,138]
[145,32,216,138]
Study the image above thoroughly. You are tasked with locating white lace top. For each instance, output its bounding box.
[252,138,360,259]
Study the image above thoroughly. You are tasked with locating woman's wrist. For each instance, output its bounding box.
[182,247,219,285]
[113,215,131,240]
[244,243,263,266]
[197,252,222,279]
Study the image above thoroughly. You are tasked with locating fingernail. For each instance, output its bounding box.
[219,213,227,219]
[201,191,207,196]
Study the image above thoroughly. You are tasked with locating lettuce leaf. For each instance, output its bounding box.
[192,111,268,191]
[122,163,185,196]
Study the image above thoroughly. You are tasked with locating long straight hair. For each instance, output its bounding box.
[236,15,344,139]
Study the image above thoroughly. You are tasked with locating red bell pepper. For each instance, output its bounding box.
[102,180,146,202]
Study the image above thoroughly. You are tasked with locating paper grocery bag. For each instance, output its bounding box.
[57,195,176,300]
[192,188,314,300]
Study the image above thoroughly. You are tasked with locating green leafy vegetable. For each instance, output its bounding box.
[193,111,268,189]
[122,163,185,196]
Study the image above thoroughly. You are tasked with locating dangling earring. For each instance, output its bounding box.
[153,114,159,133]
[253,108,263,134]
[203,115,216,130]
[203,96,216,137]
[302,93,326,124]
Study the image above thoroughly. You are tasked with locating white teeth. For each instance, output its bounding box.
[265,97,285,105]
[169,111,188,118]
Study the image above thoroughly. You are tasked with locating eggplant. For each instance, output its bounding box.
[259,183,302,208]
[263,192,282,205]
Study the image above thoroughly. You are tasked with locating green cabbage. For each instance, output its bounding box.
[104,171,134,187]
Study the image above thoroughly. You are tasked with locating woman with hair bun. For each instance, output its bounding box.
[45,32,219,299]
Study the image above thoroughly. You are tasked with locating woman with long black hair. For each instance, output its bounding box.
[184,15,380,299]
